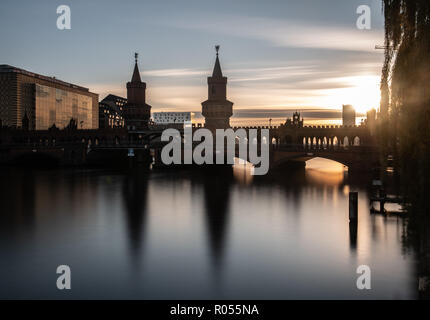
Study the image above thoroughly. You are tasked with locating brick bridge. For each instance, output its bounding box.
[0,123,379,170]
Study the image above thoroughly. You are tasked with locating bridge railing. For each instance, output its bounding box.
[275,144,377,153]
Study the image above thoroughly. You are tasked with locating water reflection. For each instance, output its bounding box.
[349,221,358,251]
[0,160,419,299]
[122,168,149,261]
[201,167,232,272]
[0,169,35,237]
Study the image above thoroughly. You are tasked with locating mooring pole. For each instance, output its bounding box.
[349,192,358,221]
[379,188,386,213]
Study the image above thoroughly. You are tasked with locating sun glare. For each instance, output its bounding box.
[317,75,381,114]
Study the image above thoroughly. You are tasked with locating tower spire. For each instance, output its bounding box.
[212,45,223,78]
[202,45,233,130]
[125,52,151,130]
[131,52,141,83]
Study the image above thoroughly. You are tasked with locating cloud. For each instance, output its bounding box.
[232,108,342,119]
[228,65,317,82]
[85,36,382,125]
[145,68,207,77]
[87,70,380,117]
[144,65,317,83]
[83,83,127,100]
[159,14,384,52]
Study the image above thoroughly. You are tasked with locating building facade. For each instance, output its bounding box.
[201,46,233,130]
[0,65,98,130]
[342,104,356,126]
[123,53,152,130]
[99,94,126,128]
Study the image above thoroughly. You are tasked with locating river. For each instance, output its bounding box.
[0,159,417,299]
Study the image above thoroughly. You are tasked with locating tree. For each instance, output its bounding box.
[66,118,78,131]
[381,0,430,217]
[382,2,430,297]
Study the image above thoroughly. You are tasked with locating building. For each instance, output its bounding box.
[201,46,233,130]
[366,108,377,135]
[284,111,304,128]
[152,112,194,125]
[0,64,98,130]
[342,104,356,126]
[99,94,126,128]
[123,53,152,130]
[102,94,127,111]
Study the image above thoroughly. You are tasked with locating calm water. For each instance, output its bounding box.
[0,159,417,299]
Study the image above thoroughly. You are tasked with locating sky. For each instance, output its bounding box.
[0,0,385,125]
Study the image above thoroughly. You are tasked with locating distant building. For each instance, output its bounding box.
[284,111,304,128]
[0,64,98,130]
[366,108,377,135]
[342,104,356,126]
[103,94,127,111]
[201,46,233,130]
[99,94,126,128]
[152,112,194,125]
[123,53,152,130]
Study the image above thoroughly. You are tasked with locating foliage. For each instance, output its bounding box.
[382,0,430,217]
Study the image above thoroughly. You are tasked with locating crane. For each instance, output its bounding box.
[375,45,397,50]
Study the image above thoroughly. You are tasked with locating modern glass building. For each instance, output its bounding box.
[0,65,98,130]
[35,84,94,130]
[152,112,194,124]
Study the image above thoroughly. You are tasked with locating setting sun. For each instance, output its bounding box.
[317,75,381,114]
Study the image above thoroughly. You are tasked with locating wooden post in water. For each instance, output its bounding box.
[379,188,386,213]
[349,192,358,221]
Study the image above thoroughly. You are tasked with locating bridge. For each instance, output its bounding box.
[269,144,379,170]
[0,122,379,171]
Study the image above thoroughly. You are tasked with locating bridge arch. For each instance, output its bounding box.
[332,136,339,147]
[271,153,354,170]
[283,135,293,144]
[353,136,360,146]
[342,136,349,147]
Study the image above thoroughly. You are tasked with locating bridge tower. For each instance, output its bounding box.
[201,46,233,130]
[124,53,152,130]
